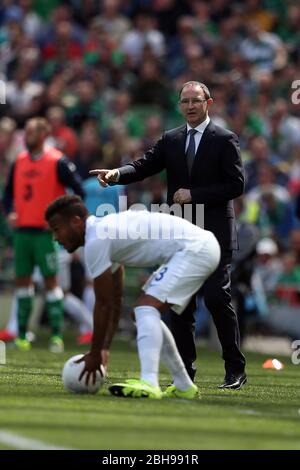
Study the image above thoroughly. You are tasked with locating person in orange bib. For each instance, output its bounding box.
[2,117,84,351]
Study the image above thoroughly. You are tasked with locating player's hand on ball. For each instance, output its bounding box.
[89,169,119,187]
[76,352,104,386]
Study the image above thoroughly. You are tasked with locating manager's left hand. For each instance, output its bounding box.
[173,188,192,204]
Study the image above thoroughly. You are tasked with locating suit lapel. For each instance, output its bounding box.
[174,124,188,170]
[175,124,187,152]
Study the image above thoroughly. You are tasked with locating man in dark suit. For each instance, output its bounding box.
[91,81,247,389]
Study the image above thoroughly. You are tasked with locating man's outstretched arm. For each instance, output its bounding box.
[89,135,166,187]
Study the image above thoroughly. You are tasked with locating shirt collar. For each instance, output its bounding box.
[187,115,210,134]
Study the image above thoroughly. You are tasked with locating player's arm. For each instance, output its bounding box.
[90,268,114,354]
[57,156,85,198]
[79,267,114,385]
[102,265,124,351]
[2,162,15,214]
[2,163,18,228]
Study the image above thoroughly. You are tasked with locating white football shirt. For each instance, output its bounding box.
[84,210,212,279]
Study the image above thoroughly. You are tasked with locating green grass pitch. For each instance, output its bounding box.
[0,336,299,450]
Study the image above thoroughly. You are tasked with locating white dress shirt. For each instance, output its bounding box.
[185,116,210,153]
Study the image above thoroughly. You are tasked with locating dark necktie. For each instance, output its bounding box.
[186,128,197,176]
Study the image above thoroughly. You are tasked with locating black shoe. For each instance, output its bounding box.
[218,372,247,390]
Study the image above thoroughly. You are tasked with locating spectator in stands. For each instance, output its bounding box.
[240,20,287,73]
[46,106,78,159]
[121,10,165,67]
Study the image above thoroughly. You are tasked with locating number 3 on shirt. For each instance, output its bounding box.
[155,266,168,281]
[23,184,33,201]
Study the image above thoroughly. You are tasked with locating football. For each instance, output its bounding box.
[62,354,105,394]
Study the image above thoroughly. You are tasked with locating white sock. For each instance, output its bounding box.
[134,306,162,388]
[83,285,95,313]
[6,296,18,336]
[64,293,93,333]
[160,320,194,391]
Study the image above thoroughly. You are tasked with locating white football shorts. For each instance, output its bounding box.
[142,232,221,314]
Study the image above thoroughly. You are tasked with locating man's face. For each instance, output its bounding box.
[179,84,212,127]
[48,214,84,253]
[25,122,44,152]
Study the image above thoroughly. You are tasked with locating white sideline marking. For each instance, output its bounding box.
[0,430,71,450]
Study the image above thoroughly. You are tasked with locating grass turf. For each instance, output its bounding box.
[0,335,299,450]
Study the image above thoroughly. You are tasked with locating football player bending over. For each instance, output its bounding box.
[46,195,220,399]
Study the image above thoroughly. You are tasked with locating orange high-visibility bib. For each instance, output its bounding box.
[14,148,66,228]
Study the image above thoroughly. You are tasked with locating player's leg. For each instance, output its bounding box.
[109,294,164,399]
[109,251,202,398]
[15,279,34,350]
[44,275,64,350]
[134,294,197,394]
[109,293,196,399]
[36,232,64,351]
[168,298,197,380]
[64,292,93,344]
[0,295,17,341]
[134,297,165,388]
[159,319,197,395]
[13,231,35,349]
[83,281,95,314]
[142,238,220,397]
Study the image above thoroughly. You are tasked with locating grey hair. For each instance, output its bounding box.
[179,81,211,100]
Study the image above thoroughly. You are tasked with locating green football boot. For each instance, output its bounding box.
[109,379,162,399]
[162,383,199,399]
[15,338,31,352]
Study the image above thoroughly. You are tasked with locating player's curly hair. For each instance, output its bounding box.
[45,195,88,221]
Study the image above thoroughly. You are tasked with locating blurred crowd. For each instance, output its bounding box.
[1,0,300,340]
